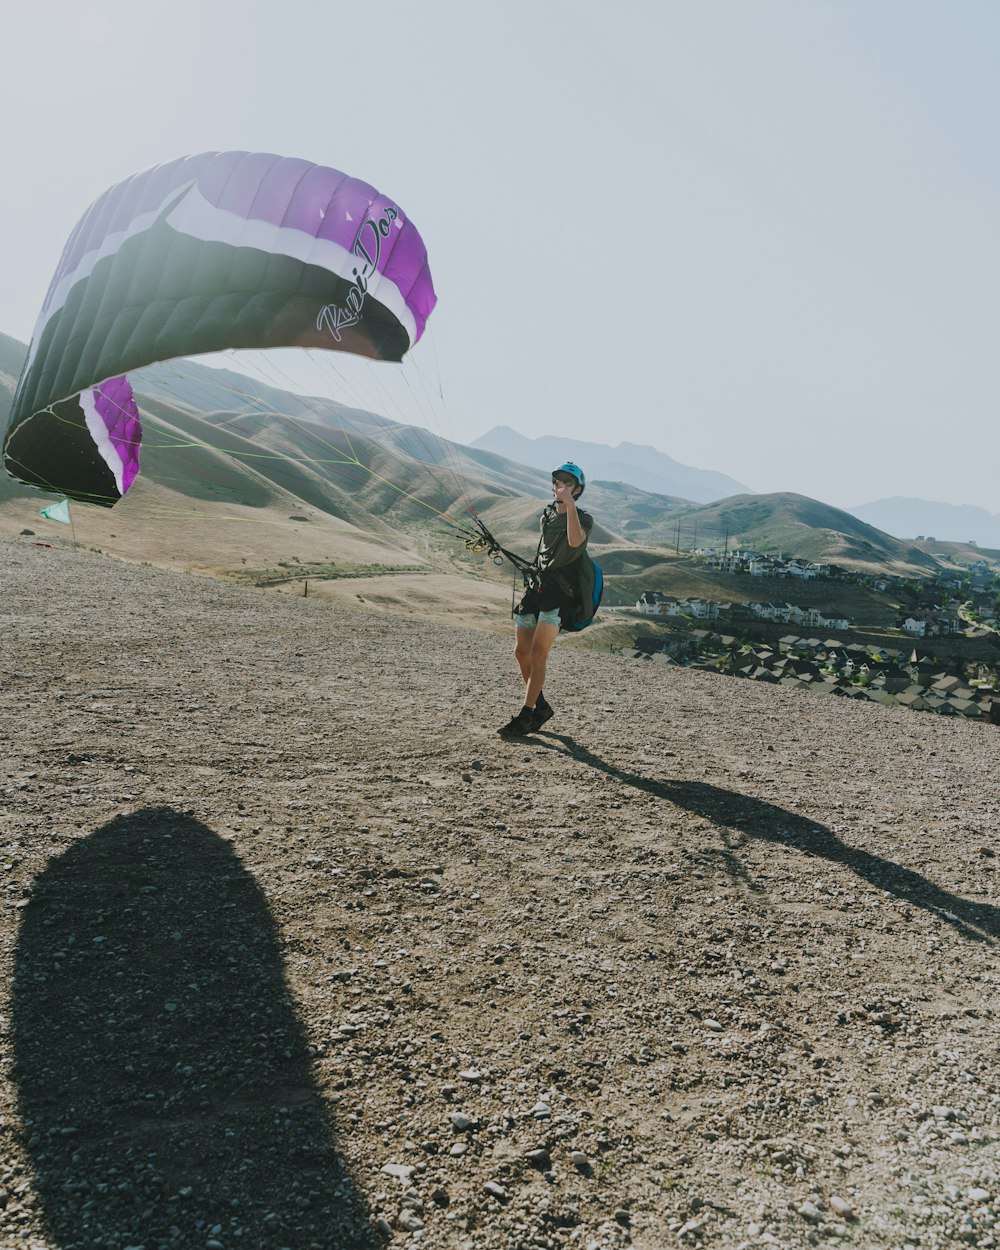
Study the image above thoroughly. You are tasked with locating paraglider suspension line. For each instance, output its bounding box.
[464,517,537,584]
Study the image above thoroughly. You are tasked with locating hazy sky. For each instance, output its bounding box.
[2,1,997,511]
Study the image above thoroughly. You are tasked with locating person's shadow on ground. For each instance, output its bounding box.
[12,807,381,1249]
[536,734,998,944]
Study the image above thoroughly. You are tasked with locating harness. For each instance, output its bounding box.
[464,510,585,618]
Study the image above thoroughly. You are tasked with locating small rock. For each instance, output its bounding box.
[968,1187,991,1203]
[798,1201,822,1222]
[449,1112,472,1132]
[703,1019,723,1032]
[525,1148,551,1170]
[398,1208,423,1232]
[570,1151,591,1171]
[381,1163,416,1182]
[459,1068,483,1082]
[828,1195,854,1220]
[529,1101,551,1119]
[484,1180,507,1201]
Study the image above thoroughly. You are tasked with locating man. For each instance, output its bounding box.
[498,462,594,737]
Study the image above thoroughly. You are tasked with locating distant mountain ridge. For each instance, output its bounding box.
[850,497,1000,549]
[469,425,752,503]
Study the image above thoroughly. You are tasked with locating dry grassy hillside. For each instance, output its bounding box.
[0,479,423,578]
[0,536,996,1250]
[661,494,938,578]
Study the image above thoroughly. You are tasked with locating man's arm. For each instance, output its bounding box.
[553,482,587,547]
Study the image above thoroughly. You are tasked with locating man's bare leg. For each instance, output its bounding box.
[524,621,560,709]
[514,625,535,687]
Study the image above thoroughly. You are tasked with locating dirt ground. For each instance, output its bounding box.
[0,536,997,1250]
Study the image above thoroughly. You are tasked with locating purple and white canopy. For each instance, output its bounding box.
[3,151,437,506]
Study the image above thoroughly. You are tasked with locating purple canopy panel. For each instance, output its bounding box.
[80,376,141,496]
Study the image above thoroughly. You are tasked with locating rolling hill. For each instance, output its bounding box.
[662,492,940,575]
[0,332,980,582]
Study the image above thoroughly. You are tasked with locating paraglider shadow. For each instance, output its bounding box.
[12,807,380,1250]
[538,735,998,944]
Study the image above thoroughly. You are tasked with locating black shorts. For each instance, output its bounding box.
[515,576,577,625]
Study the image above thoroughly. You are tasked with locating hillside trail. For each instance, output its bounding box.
[0,537,996,1250]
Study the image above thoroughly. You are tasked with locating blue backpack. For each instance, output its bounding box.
[561,554,604,632]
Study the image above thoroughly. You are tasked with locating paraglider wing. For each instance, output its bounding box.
[2,151,437,506]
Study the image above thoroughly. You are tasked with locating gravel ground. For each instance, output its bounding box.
[0,536,997,1250]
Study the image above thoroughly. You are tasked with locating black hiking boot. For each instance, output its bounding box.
[531,695,554,730]
[498,707,536,738]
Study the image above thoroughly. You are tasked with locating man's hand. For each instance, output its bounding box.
[552,480,585,546]
[552,480,577,508]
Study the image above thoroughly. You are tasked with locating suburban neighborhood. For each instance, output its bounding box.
[622,548,1000,724]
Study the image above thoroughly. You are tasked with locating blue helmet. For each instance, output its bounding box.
[552,461,585,493]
